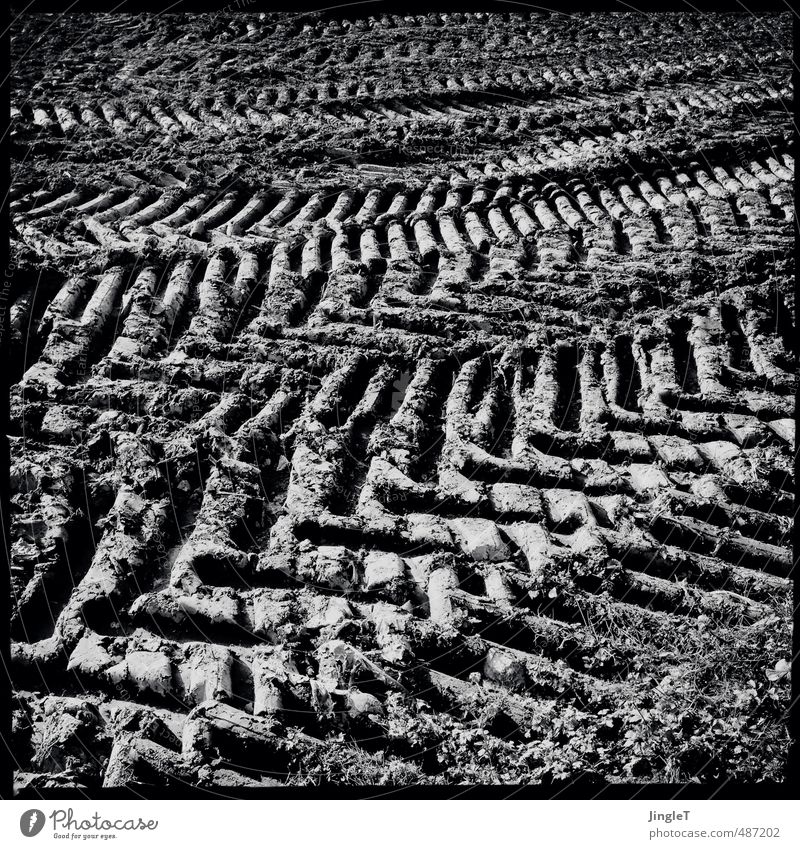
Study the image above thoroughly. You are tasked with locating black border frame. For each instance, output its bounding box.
[1,0,797,802]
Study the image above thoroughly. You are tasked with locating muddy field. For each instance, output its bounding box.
[6,12,795,790]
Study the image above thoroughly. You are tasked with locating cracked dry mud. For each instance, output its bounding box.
[7,12,795,790]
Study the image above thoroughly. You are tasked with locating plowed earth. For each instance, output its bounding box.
[6,11,795,789]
